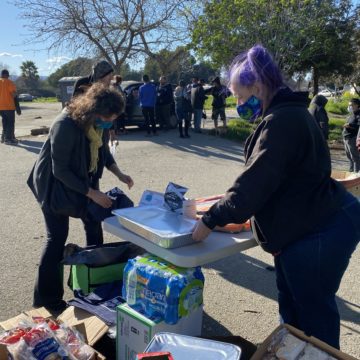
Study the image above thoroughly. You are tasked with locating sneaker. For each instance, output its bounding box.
[145,133,152,137]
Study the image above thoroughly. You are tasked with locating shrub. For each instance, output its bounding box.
[204,95,237,110]
[328,118,345,142]
[326,99,348,115]
[225,119,254,142]
[222,117,345,143]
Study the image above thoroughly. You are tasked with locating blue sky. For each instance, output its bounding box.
[0,2,72,76]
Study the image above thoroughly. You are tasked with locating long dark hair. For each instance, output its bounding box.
[67,83,124,130]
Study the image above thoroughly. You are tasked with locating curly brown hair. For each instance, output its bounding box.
[67,83,125,130]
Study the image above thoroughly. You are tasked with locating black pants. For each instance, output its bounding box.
[115,113,126,132]
[0,110,15,141]
[156,104,171,130]
[33,207,103,307]
[142,107,156,134]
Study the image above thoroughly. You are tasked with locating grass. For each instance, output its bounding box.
[33,97,59,103]
[204,95,237,110]
[218,116,346,144]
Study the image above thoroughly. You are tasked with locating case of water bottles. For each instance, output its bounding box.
[122,254,204,325]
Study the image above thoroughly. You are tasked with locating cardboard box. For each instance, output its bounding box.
[116,304,203,360]
[250,324,358,360]
[0,306,107,360]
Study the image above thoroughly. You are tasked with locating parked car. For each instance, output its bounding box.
[122,81,178,129]
[18,93,34,102]
[318,89,335,98]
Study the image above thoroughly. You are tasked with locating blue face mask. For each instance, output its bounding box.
[236,96,261,122]
[95,118,113,129]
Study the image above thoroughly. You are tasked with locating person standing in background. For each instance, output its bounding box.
[156,76,173,131]
[174,80,190,138]
[0,69,21,144]
[309,94,329,140]
[206,76,231,131]
[342,98,360,172]
[191,78,207,133]
[73,60,114,97]
[139,74,157,136]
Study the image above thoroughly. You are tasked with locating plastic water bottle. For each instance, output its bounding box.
[125,264,137,305]
[164,276,181,324]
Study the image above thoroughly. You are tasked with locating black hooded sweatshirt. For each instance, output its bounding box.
[202,88,346,253]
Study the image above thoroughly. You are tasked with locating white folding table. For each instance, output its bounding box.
[103,216,258,267]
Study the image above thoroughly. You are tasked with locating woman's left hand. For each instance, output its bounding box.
[119,173,134,189]
[192,219,212,242]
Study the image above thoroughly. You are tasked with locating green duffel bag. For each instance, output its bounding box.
[63,241,144,294]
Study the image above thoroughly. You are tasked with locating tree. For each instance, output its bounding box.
[143,47,217,84]
[144,47,196,83]
[20,60,39,90]
[192,0,359,94]
[47,57,93,88]
[15,0,198,73]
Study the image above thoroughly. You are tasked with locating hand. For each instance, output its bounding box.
[119,173,134,189]
[16,110,21,116]
[86,188,112,208]
[192,219,212,242]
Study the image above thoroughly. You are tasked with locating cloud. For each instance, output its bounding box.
[0,52,23,58]
[46,56,72,65]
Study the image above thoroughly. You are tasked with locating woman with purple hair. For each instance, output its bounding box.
[192,45,360,349]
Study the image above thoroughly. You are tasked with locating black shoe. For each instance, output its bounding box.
[34,300,68,316]
[180,134,185,138]
[185,134,190,138]
[4,139,18,145]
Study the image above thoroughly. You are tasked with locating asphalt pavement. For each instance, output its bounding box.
[0,103,358,357]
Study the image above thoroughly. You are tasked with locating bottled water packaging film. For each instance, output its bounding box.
[123,254,204,324]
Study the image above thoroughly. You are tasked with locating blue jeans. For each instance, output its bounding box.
[193,109,202,132]
[275,192,360,349]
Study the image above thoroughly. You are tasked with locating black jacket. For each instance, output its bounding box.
[27,111,115,212]
[156,84,173,105]
[206,85,230,109]
[191,85,206,110]
[343,110,360,140]
[309,95,329,140]
[202,88,346,253]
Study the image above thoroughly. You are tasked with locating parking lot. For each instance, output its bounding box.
[0,102,358,357]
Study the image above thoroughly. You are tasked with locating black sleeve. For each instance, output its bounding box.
[50,120,89,195]
[202,115,301,228]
